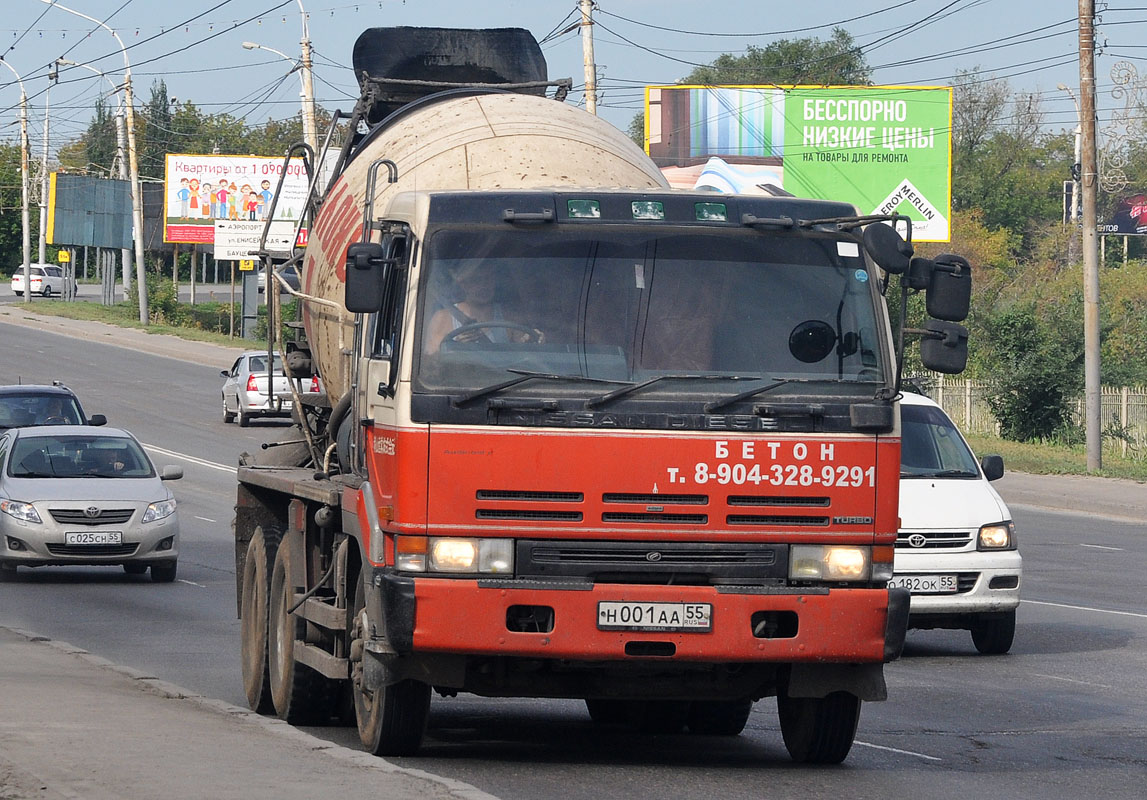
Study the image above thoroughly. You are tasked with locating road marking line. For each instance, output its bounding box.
[1079,543,1123,551]
[1031,673,1113,690]
[194,516,217,523]
[854,741,942,761]
[177,579,206,588]
[1022,599,1147,619]
[142,443,236,474]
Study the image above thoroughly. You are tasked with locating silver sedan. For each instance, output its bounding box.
[0,426,183,582]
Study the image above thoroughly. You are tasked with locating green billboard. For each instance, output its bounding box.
[645,85,953,242]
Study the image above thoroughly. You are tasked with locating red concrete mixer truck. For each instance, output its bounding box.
[233,26,973,763]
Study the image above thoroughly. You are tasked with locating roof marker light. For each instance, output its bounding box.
[632,201,664,220]
[567,199,600,218]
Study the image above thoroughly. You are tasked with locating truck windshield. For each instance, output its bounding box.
[415,227,886,396]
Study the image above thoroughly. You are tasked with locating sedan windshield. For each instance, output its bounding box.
[0,395,84,429]
[7,435,154,479]
[415,227,886,396]
[900,404,981,478]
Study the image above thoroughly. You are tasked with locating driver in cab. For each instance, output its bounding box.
[425,260,543,354]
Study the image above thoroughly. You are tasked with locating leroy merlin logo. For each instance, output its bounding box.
[873,179,948,240]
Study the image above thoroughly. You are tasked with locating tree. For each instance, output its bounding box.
[950,70,1072,257]
[0,144,27,272]
[681,28,869,86]
[627,29,870,146]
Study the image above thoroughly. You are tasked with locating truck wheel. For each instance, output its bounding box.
[777,690,861,764]
[628,700,690,734]
[585,699,630,725]
[240,527,280,713]
[970,610,1016,655]
[687,699,753,735]
[349,578,430,755]
[268,542,326,723]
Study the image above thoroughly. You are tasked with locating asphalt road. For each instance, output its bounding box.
[1,320,1144,799]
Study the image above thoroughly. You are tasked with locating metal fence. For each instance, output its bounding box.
[906,377,1147,458]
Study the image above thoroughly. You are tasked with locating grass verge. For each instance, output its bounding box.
[14,299,245,348]
[965,433,1147,482]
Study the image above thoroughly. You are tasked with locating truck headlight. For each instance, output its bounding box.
[977,521,1015,550]
[0,500,42,524]
[141,498,177,523]
[790,545,871,582]
[396,536,513,574]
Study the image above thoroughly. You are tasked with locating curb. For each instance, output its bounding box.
[3,626,500,800]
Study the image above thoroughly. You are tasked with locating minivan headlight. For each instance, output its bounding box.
[1,500,42,524]
[142,499,177,523]
[978,521,1015,550]
[790,545,871,581]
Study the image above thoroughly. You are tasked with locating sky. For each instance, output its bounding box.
[0,0,1143,171]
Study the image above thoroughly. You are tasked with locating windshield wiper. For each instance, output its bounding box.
[586,374,764,409]
[452,370,628,407]
[703,378,808,413]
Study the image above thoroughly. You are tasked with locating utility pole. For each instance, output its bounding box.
[297,0,318,153]
[1078,0,1102,471]
[0,60,31,304]
[580,0,598,115]
[38,65,55,265]
[43,0,148,323]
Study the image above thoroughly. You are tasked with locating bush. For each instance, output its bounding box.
[981,302,1083,441]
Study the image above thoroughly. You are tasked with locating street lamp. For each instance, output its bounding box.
[41,0,148,325]
[0,59,32,304]
[242,36,317,152]
[56,58,132,302]
[1058,83,1082,226]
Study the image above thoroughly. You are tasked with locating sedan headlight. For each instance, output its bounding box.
[0,499,42,524]
[790,544,871,582]
[978,521,1016,550]
[396,536,513,574]
[141,498,177,523]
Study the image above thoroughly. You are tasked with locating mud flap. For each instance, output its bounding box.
[786,663,887,702]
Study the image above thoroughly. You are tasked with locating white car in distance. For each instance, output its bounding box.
[893,392,1022,655]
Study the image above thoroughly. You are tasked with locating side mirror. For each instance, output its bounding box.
[161,465,184,481]
[220,369,230,378]
[88,414,107,427]
[344,242,389,313]
[927,254,972,322]
[980,454,1004,482]
[863,223,913,274]
[919,321,968,374]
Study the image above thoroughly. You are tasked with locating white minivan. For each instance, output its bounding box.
[893,392,1022,654]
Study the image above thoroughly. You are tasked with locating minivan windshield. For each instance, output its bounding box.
[414,227,886,398]
[900,404,980,478]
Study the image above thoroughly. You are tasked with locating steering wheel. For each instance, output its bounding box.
[442,321,545,345]
[43,416,68,424]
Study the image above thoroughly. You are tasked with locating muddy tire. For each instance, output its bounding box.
[777,691,861,764]
[268,541,326,723]
[349,577,430,755]
[240,527,280,713]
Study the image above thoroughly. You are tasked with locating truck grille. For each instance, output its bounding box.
[727,514,830,526]
[601,512,708,524]
[603,493,707,505]
[49,509,134,526]
[728,495,830,507]
[517,539,787,584]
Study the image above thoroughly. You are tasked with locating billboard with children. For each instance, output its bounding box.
[163,153,310,244]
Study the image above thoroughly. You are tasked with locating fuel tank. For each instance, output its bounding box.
[301,91,670,401]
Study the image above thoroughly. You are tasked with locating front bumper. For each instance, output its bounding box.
[375,572,904,665]
[1,516,179,567]
[895,549,1022,618]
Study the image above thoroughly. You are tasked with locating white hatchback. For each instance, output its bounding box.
[893,392,1022,654]
[11,264,68,297]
